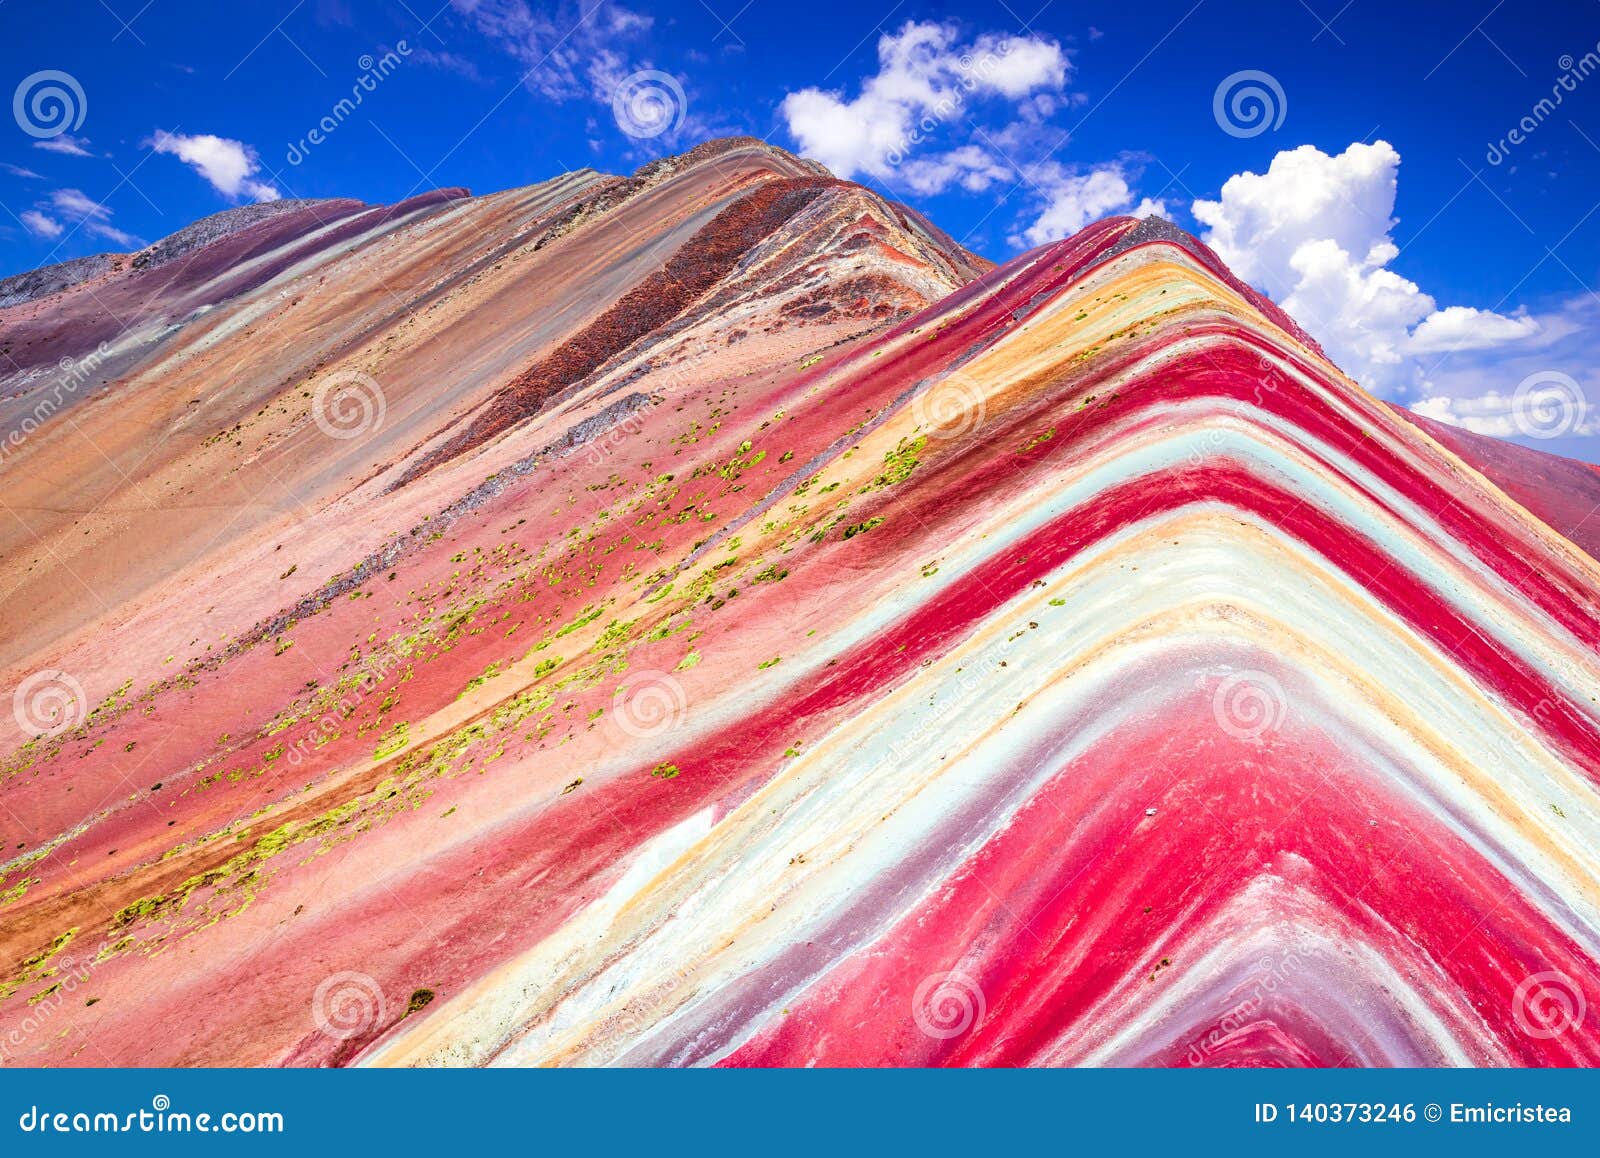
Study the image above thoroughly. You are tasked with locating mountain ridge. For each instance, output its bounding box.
[1,137,1598,1067]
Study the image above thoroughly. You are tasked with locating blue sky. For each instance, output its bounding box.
[5,0,1600,456]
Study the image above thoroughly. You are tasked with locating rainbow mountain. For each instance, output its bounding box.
[1,137,1597,1067]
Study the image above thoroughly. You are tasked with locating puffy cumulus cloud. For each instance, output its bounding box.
[898,144,1011,196]
[1014,162,1166,246]
[1192,142,1400,298]
[20,210,62,239]
[1408,306,1541,353]
[1407,295,1600,456]
[969,31,1071,97]
[780,20,1070,191]
[1273,235,1437,388]
[1192,141,1538,396]
[1410,387,1600,440]
[148,132,280,203]
[1409,393,1522,437]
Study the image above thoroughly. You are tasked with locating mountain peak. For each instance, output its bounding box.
[3,139,1599,1068]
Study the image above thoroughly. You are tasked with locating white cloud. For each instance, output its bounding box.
[1409,394,1516,436]
[148,131,280,202]
[1408,305,1540,353]
[39,187,141,248]
[585,46,635,105]
[1192,141,1538,396]
[1014,162,1167,246]
[87,221,141,247]
[1192,141,1399,298]
[1410,389,1600,439]
[969,32,1071,97]
[20,210,62,238]
[1394,293,1600,456]
[407,46,486,83]
[32,133,93,157]
[50,188,109,220]
[898,144,1010,195]
[3,163,44,179]
[26,188,141,248]
[452,0,653,102]
[780,20,1069,191]
[452,0,719,151]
